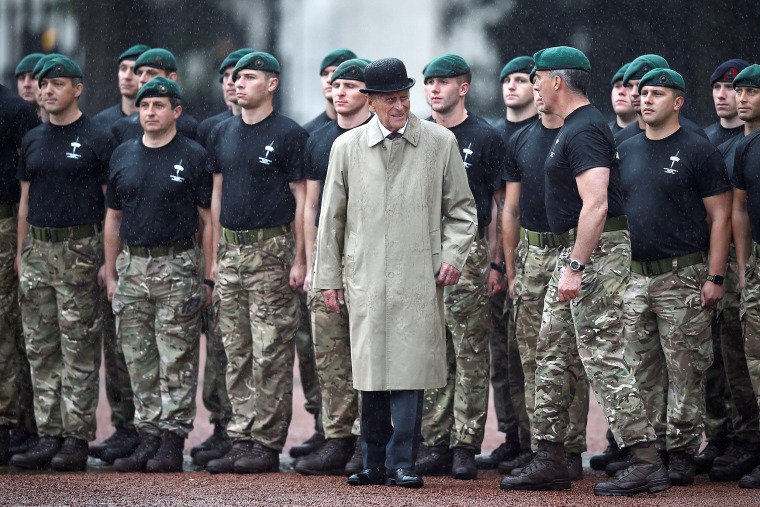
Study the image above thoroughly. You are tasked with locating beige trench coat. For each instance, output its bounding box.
[312,113,477,391]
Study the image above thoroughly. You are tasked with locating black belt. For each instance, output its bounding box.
[223,224,290,245]
[521,228,569,248]
[126,237,195,258]
[0,204,14,220]
[631,251,706,277]
[30,223,102,243]
[567,215,628,243]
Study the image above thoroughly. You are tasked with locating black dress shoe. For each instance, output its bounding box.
[347,467,386,486]
[386,468,424,488]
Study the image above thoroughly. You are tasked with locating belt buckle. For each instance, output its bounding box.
[540,232,552,247]
[145,247,153,258]
[45,229,53,242]
[236,231,246,244]
[641,261,654,277]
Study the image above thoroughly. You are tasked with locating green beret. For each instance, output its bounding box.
[531,46,591,82]
[233,51,281,80]
[610,62,630,86]
[118,44,150,63]
[37,56,83,83]
[219,48,254,75]
[15,53,45,77]
[734,64,760,89]
[134,48,177,73]
[135,77,181,106]
[320,48,357,74]
[499,56,534,82]
[422,54,470,80]
[638,68,686,94]
[330,58,369,84]
[32,53,64,78]
[622,54,669,86]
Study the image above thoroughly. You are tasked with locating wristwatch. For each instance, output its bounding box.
[491,261,506,274]
[706,274,724,285]
[568,259,585,272]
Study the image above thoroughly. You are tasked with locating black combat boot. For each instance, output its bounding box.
[475,429,520,469]
[295,437,354,475]
[206,440,256,474]
[694,440,727,474]
[91,426,140,464]
[0,426,10,465]
[190,422,229,459]
[565,452,583,481]
[146,431,185,473]
[234,442,280,474]
[51,437,89,471]
[344,437,363,476]
[497,448,535,474]
[10,436,62,470]
[739,464,760,488]
[589,429,621,471]
[113,433,161,473]
[452,447,477,480]
[414,444,452,475]
[499,440,570,491]
[709,440,760,482]
[289,432,325,458]
[594,442,672,496]
[9,430,39,455]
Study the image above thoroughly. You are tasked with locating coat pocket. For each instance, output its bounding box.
[430,228,441,276]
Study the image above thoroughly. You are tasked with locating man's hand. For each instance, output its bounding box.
[322,288,345,313]
[701,282,725,308]
[507,272,517,300]
[97,264,106,289]
[738,271,746,294]
[488,269,505,296]
[106,274,118,302]
[290,261,306,292]
[558,269,582,301]
[303,271,312,293]
[436,262,461,287]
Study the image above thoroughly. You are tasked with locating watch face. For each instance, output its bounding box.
[570,260,582,271]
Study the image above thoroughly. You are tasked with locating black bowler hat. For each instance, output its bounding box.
[360,58,415,94]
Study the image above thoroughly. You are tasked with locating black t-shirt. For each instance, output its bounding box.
[304,116,372,226]
[442,114,504,228]
[18,115,111,227]
[0,85,39,205]
[491,115,537,146]
[608,119,624,136]
[107,134,212,246]
[110,111,199,146]
[196,109,233,150]
[92,103,126,128]
[619,128,730,261]
[615,115,706,146]
[704,122,744,147]
[208,111,307,230]
[718,133,744,179]
[732,131,760,243]
[503,118,560,233]
[544,104,625,234]
[303,111,331,134]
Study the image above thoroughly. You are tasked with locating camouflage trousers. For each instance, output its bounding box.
[716,254,759,442]
[422,237,492,452]
[0,216,35,432]
[740,248,760,421]
[513,240,588,454]
[623,265,713,454]
[19,233,102,440]
[217,234,298,451]
[703,315,731,443]
[296,291,322,433]
[308,286,359,439]
[112,247,203,438]
[101,287,135,429]
[533,229,655,448]
[201,293,232,428]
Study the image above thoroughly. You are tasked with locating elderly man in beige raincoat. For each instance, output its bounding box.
[313,57,477,489]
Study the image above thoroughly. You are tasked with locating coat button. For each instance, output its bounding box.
[387,272,394,278]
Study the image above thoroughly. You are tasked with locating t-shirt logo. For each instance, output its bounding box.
[664,149,680,174]
[462,142,473,169]
[259,141,275,165]
[66,137,82,160]
[550,136,560,158]
[171,159,185,182]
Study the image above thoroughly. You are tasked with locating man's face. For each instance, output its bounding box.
[136,66,169,88]
[321,65,338,102]
[235,69,276,109]
[222,67,237,105]
[611,81,633,116]
[640,86,680,127]
[139,96,180,134]
[532,70,557,113]
[736,86,760,123]
[712,82,738,120]
[533,87,546,113]
[118,59,139,99]
[424,76,465,116]
[16,72,38,104]
[39,77,82,115]
[502,72,533,109]
[626,79,641,113]
[368,91,410,132]
[332,79,367,116]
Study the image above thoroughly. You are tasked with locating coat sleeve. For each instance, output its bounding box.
[312,139,349,289]
[440,133,477,271]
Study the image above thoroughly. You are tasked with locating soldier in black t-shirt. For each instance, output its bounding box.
[302,48,358,134]
[92,44,150,128]
[619,69,732,487]
[0,84,39,466]
[15,53,46,122]
[103,78,212,474]
[729,64,760,489]
[110,48,199,145]
[500,46,665,497]
[704,59,749,147]
[608,63,636,135]
[205,52,307,475]
[11,56,109,473]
